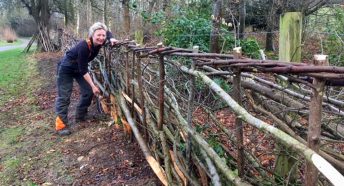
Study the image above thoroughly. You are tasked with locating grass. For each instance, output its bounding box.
[0,48,30,105]
[0,47,76,185]
[0,47,74,185]
[0,127,24,149]
[0,48,43,185]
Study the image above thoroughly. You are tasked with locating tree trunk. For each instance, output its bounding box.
[265,0,278,51]
[76,0,80,36]
[210,0,222,53]
[86,0,92,29]
[279,12,302,62]
[238,0,246,39]
[69,0,74,25]
[64,0,68,26]
[103,0,108,25]
[107,1,112,31]
[123,0,130,38]
[265,29,275,51]
[63,0,74,26]
[20,0,54,52]
[142,0,157,41]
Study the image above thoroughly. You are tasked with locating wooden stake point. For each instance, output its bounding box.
[233,47,242,59]
[193,46,199,53]
[233,47,242,54]
[157,42,164,48]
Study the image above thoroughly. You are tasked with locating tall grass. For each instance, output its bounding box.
[1,27,18,43]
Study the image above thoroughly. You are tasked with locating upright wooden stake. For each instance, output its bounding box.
[131,51,136,118]
[305,55,328,186]
[125,40,130,94]
[136,51,148,138]
[233,47,244,177]
[156,43,172,184]
[158,43,165,130]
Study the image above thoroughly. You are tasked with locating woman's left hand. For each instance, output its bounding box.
[110,38,119,46]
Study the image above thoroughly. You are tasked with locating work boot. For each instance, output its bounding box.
[75,112,109,123]
[57,128,71,136]
[55,116,72,136]
[75,114,94,122]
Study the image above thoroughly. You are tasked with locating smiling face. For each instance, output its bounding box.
[92,29,106,46]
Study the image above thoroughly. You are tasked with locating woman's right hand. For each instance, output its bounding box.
[83,73,101,96]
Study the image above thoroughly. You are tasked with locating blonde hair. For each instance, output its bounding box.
[88,22,108,38]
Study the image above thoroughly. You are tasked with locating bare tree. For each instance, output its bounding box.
[238,0,246,39]
[62,0,74,26]
[122,0,130,37]
[265,0,280,51]
[210,0,223,53]
[20,0,54,51]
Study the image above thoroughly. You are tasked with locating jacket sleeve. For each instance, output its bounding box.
[106,30,114,41]
[77,41,90,76]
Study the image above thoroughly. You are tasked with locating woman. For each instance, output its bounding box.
[55,22,117,136]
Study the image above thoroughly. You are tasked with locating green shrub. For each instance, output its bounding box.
[213,78,232,93]
[241,37,261,59]
[156,9,235,52]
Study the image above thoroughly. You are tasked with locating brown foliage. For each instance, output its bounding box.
[2,27,18,43]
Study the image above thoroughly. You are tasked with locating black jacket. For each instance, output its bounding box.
[60,31,113,75]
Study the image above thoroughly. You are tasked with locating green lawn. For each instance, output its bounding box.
[0,48,31,105]
[0,48,41,185]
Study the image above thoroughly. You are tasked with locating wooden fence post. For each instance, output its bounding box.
[157,44,173,184]
[305,54,328,186]
[136,50,148,138]
[279,12,302,62]
[158,43,165,130]
[131,50,136,119]
[233,47,245,177]
[125,39,130,95]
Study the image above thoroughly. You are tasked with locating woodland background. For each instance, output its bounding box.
[0,0,343,63]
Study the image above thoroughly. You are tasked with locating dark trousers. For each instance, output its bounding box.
[55,65,93,125]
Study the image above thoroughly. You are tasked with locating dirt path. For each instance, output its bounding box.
[0,38,30,52]
[0,52,160,185]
